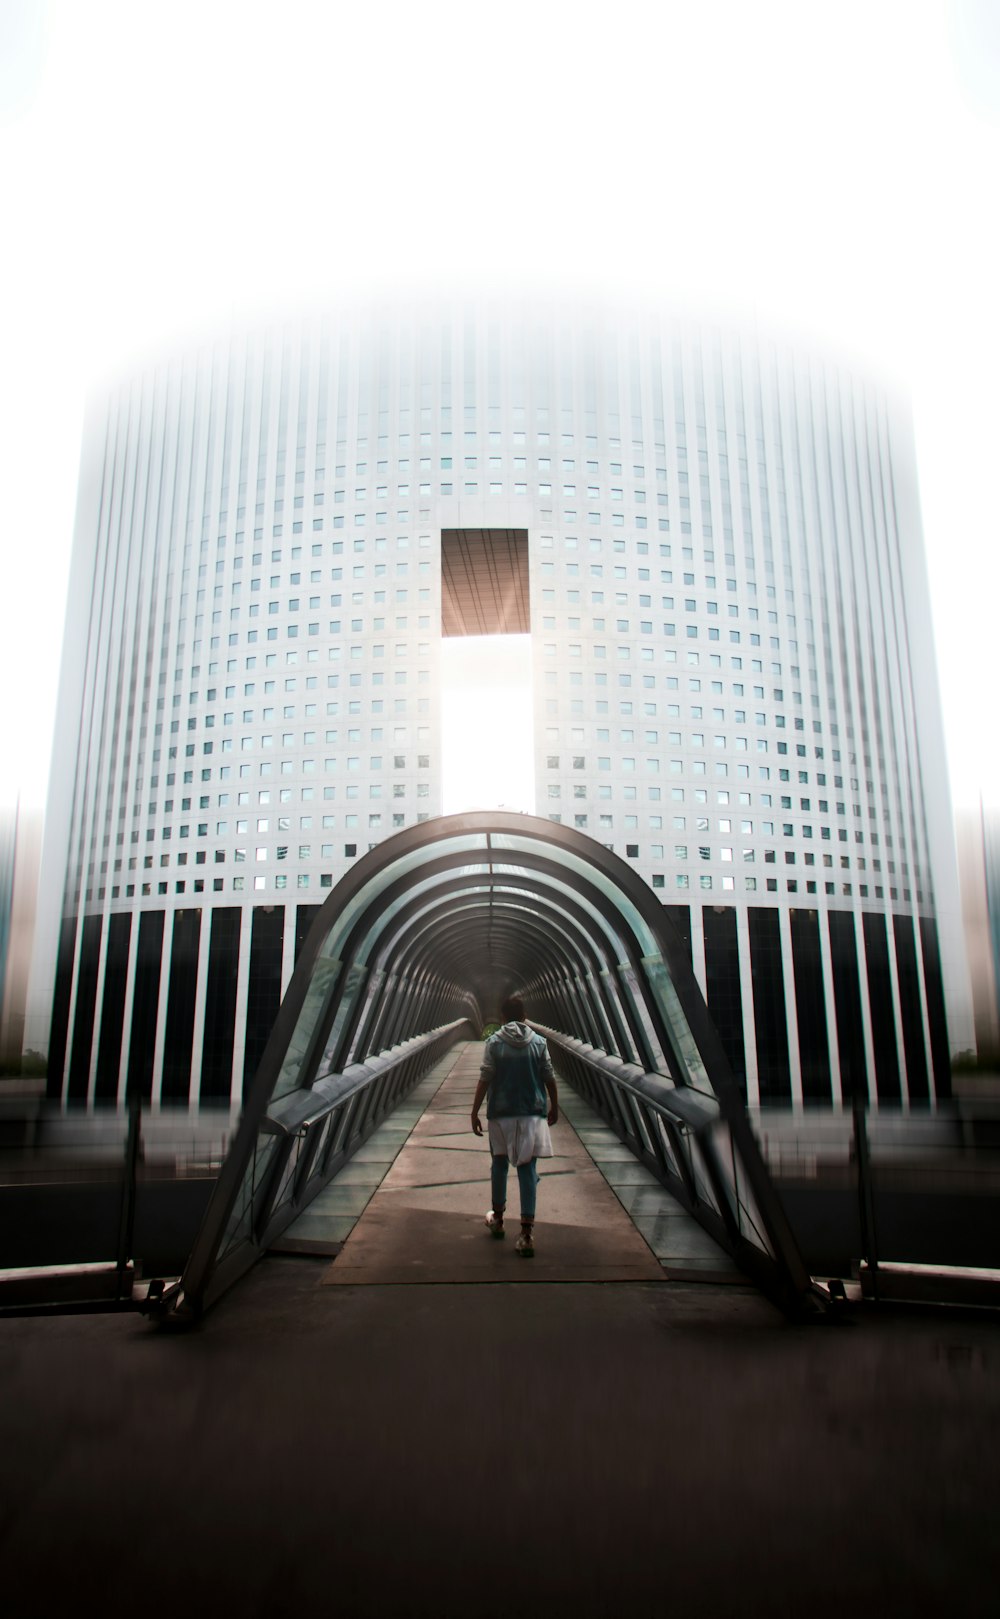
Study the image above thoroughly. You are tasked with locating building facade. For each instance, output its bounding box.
[29,299,970,1108]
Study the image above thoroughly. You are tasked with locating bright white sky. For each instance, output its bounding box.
[441,637,534,813]
[1,0,999,818]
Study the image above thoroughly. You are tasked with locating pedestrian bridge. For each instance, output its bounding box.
[170,812,821,1319]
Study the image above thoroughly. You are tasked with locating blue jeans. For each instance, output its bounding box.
[491,1154,539,1222]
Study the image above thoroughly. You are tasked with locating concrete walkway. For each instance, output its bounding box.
[324,1039,663,1284]
[281,1040,737,1283]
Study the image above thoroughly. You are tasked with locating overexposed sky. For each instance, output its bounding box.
[1,0,998,814]
[441,637,534,814]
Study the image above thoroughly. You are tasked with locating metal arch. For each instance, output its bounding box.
[296,836,681,1081]
[323,835,672,1077]
[300,848,647,1075]
[370,891,592,989]
[378,900,611,1056]
[214,805,726,1142]
[378,907,587,1016]
[348,897,600,1064]
[278,815,639,988]
[173,812,823,1320]
[364,879,617,1006]
[369,876,609,970]
[339,877,636,1064]
[342,844,636,983]
[263,854,498,1096]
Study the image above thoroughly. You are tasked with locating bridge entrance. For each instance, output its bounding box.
[169,812,820,1319]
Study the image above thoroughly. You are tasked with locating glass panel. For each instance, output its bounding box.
[864,911,901,1102]
[271,953,341,1101]
[308,1112,335,1181]
[654,1114,684,1181]
[488,833,660,956]
[628,1094,655,1155]
[319,833,490,964]
[748,908,791,1103]
[269,1137,304,1218]
[218,1134,279,1260]
[200,907,241,1101]
[370,886,599,991]
[701,903,745,1088]
[666,1118,696,1190]
[641,954,713,1096]
[217,1172,254,1262]
[617,964,665,1074]
[346,970,385,1063]
[315,960,368,1078]
[589,1070,614,1124]
[599,968,637,1063]
[611,1083,636,1140]
[569,976,599,1047]
[732,1145,775,1257]
[488,861,631,959]
[583,972,615,1051]
[358,869,493,966]
[331,1093,359,1157]
[687,1136,722,1217]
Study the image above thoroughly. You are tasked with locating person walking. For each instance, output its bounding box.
[470,995,559,1257]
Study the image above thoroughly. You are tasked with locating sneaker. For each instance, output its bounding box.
[515,1228,534,1258]
[486,1211,505,1240]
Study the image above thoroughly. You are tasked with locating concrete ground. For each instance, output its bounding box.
[1,1043,998,1618]
[2,1268,998,1618]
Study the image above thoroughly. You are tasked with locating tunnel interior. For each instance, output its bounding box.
[176,813,816,1317]
[257,811,734,1100]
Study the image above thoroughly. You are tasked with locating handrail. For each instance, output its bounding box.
[537,1025,825,1319]
[162,1020,471,1318]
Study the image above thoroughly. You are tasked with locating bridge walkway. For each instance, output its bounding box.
[277,1040,738,1284]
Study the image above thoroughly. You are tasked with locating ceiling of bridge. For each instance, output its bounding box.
[440,529,530,635]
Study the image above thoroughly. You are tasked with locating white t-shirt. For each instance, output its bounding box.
[487,1115,553,1166]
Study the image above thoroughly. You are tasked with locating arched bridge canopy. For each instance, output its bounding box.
[176,813,818,1317]
[264,811,735,1108]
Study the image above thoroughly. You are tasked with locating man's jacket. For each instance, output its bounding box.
[481,1021,553,1119]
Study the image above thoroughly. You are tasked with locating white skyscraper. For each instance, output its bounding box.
[28,299,970,1109]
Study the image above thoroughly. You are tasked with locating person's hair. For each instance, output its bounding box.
[500,994,525,1022]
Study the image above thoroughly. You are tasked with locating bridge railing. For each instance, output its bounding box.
[538,1026,822,1315]
[170,1020,470,1316]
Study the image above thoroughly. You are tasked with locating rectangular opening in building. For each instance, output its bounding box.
[440,529,530,636]
[440,528,534,813]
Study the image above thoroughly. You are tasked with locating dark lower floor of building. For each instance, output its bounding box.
[46,897,950,1109]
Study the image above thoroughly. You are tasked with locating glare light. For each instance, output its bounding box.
[441,635,535,814]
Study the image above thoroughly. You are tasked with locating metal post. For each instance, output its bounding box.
[116,1094,142,1301]
[852,1092,879,1299]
